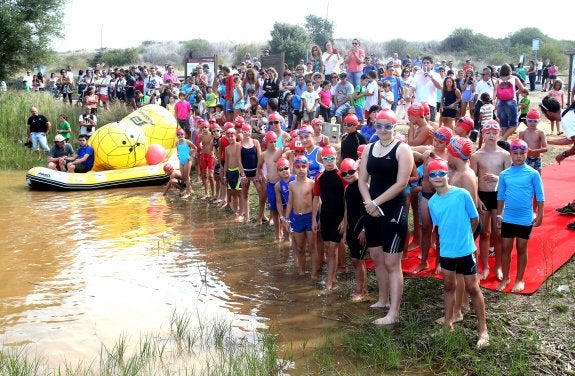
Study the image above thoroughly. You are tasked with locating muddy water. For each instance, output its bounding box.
[0,171,367,369]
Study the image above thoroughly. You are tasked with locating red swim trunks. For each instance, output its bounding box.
[200,153,215,171]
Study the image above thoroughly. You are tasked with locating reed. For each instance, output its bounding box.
[0,91,130,170]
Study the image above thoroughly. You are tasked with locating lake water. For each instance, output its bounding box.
[0,171,367,371]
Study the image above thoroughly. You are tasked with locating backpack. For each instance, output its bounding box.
[497,79,515,101]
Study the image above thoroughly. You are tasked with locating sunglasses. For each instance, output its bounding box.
[433,131,449,142]
[269,121,280,125]
[352,42,358,45]
[340,169,356,177]
[322,156,336,162]
[344,122,357,127]
[511,144,528,151]
[278,166,290,172]
[428,170,448,178]
[376,123,395,131]
[177,134,185,137]
[211,130,220,133]
[526,119,539,125]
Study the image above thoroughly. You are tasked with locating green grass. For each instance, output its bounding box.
[0,311,291,376]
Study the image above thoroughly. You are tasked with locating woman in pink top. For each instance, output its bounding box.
[344,38,365,88]
[549,79,565,135]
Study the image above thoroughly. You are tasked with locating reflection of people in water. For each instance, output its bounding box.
[162,163,186,196]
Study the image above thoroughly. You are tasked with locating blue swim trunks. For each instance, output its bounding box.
[266,182,277,211]
[290,212,313,233]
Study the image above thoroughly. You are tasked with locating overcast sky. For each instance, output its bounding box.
[54,0,571,52]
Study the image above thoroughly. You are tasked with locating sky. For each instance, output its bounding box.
[55,0,572,52]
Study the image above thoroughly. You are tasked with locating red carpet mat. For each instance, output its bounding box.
[366,158,575,295]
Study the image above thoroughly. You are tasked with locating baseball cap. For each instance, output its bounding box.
[55,134,66,142]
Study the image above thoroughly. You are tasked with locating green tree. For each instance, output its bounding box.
[91,48,139,68]
[269,22,310,68]
[304,14,334,48]
[0,0,65,79]
[441,28,477,52]
[181,39,214,59]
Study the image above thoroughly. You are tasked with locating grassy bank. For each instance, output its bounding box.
[0,92,130,170]
[0,311,291,375]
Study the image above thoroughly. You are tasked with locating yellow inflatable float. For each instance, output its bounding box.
[26,105,179,190]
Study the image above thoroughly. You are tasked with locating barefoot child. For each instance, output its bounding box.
[199,121,216,199]
[162,163,185,196]
[312,145,346,291]
[496,139,545,293]
[223,128,244,219]
[470,120,511,280]
[283,156,315,275]
[175,128,197,199]
[275,158,295,242]
[258,131,284,239]
[341,158,368,301]
[238,123,265,223]
[427,158,489,349]
[518,109,548,176]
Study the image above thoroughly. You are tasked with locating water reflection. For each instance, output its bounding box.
[0,171,368,370]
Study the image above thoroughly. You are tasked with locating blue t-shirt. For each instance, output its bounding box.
[360,124,375,141]
[497,163,545,226]
[429,186,478,258]
[77,144,94,170]
[292,95,302,112]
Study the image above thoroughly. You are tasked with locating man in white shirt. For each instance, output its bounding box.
[414,56,442,120]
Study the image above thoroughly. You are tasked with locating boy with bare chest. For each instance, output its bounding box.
[223,128,244,220]
[258,131,284,239]
[283,156,315,276]
[199,123,216,199]
[470,120,511,280]
[518,109,547,175]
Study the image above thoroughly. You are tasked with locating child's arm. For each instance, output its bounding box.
[283,184,294,231]
[275,182,284,219]
[312,195,320,232]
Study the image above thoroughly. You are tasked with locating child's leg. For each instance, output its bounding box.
[241,178,251,221]
[271,209,280,239]
[478,211,492,280]
[512,237,529,292]
[208,170,215,197]
[442,268,457,331]
[325,241,338,290]
[254,179,267,224]
[312,232,324,279]
[337,239,347,273]
[464,274,489,348]
[490,211,503,280]
[496,236,514,291]
[408,191,420,250]
[413,196,432,274]
[292,232,307,276]
[351,257,367,299]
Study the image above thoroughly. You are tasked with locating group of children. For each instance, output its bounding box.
[161,91,562,350]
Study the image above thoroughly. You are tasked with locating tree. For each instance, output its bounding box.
[269,22,310,68]
[181,39,214,59]
[304,14,334,48]
[91,48,139,68]
[0,0,65,79]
